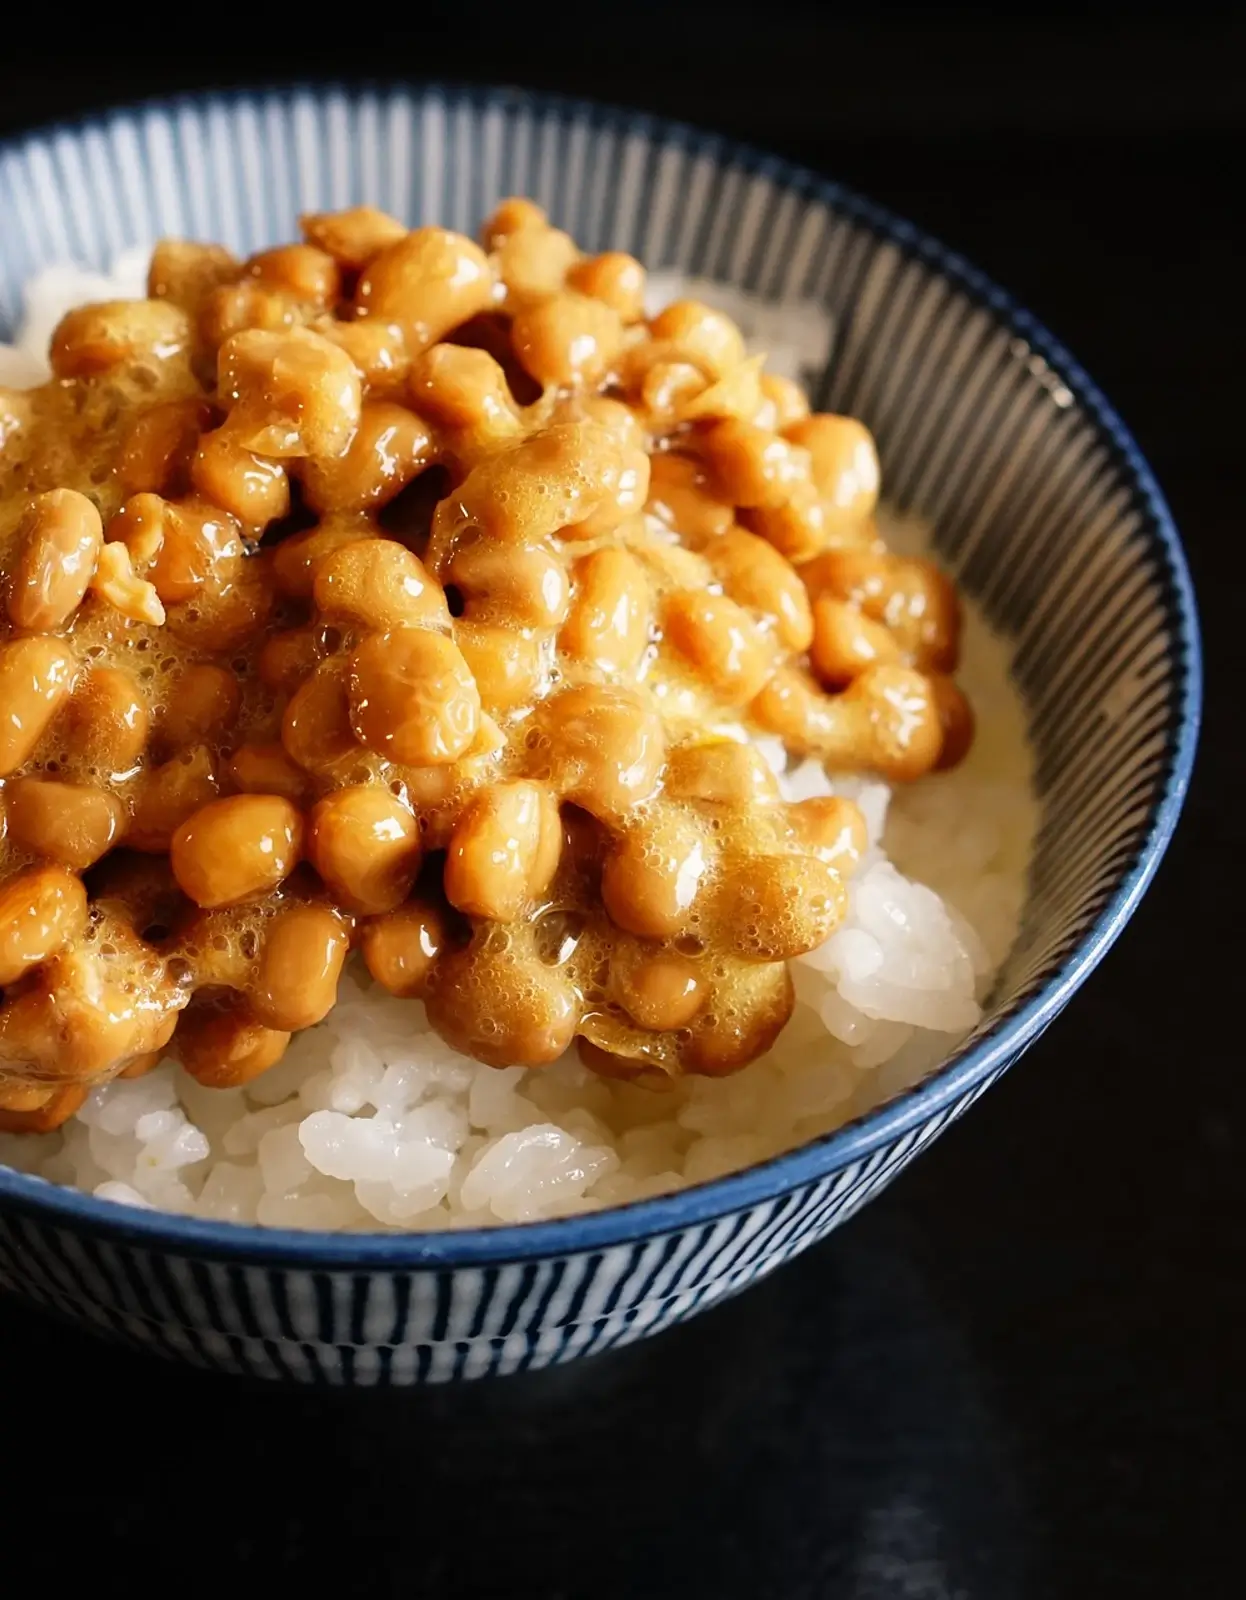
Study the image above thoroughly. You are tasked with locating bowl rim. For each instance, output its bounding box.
[0,81,1202,1267]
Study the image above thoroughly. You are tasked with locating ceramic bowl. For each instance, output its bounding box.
[0,86,1199,1383]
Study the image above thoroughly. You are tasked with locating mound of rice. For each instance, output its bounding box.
[0,251,1036,1230]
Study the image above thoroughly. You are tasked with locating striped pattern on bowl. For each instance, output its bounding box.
[0,88,1199,1383]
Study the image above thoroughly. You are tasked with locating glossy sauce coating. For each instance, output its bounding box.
[0,200,971,1125]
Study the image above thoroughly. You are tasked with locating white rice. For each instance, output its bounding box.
[0,253,1037,1229]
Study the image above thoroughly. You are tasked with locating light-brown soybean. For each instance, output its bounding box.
[164,553,273,655]
[281,661,358,772]
[0,991,72,1085]
[810,595,902,686]
[577,395,646,451]
[618,953,705,1031]
[201,280,301,347]
[491,222,580,307]
[930,673,975,772]
[750,665,845,753]
[645,451,734,539]
[355,227,494,349]
[148,502,244,605]
[360,900,447,997]
[784,796,869,871]
[445,780,562,922]
[312,538,450,633]
[117,398,214,497]
[743,482,831,564]
[665,738,781,807]
[50,299,193,379]
[683,960,793,1077]
[559,548,651,674]
[0,866,89,986]
[62,665,149,777]
[219,326,363,460]
[270,517,374,600]
[259,624,330,693]
[301,206,408,269]
[512,291,624,389]
[348,629,480,765]
[481,197,549,247]
[5,779,125,871]
[760,372,810,430]
[431,422,625,551]
[677,355,766,426]
[0,1085,90,1134]
[170,794,303,908]
[704,526,813,651]
[636,356,707,423]
[104,490,164,566]
[837,664,945,780]
[191,430,291,530]
[566,252,647,321]
[648,300,746,379]
[536,684,665,820]
[804,549,961,673]
[753,663,943,779]
[178,1011,291,1089]
[116,1050,165,1082]
[0,1080,60,1116]
[724,853,847,961]
[251,904,349,1031]
[786,414,880,521]
[557,444,650,541]
[300,402,435,514]
[318,319,411,394]
[8,490,103,632]
[308,786,422,915]
[454,621,546,713]
[425,935,580,1069]
[601,809,711,940]
[408,344,520,438]
[246,244,341,305]
[0,636,78,776]
[160,664,242,749]
[664,590,775,705]
[446,538,570,629]
[799,546,888,607]
[700,418,810,508]
[898,560,961,673]
[148,238,239,311]
[0,947,171,1085]
[642,535,736,606]
[226,742,310,802]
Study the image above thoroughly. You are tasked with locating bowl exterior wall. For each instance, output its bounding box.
[0,88,1197,1382]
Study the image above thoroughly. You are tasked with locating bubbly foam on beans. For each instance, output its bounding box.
[0,209,1034,1224]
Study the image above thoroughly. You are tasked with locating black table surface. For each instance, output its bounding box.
[1,19,1241,1597]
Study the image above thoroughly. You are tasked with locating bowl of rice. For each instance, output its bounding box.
[0,86,1199,1384]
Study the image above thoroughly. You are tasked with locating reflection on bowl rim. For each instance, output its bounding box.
[0,83,1202,1266]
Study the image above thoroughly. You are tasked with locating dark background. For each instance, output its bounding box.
[1,10,1241,1596]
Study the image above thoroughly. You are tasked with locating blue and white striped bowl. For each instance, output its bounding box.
[0,87,1200,1384]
